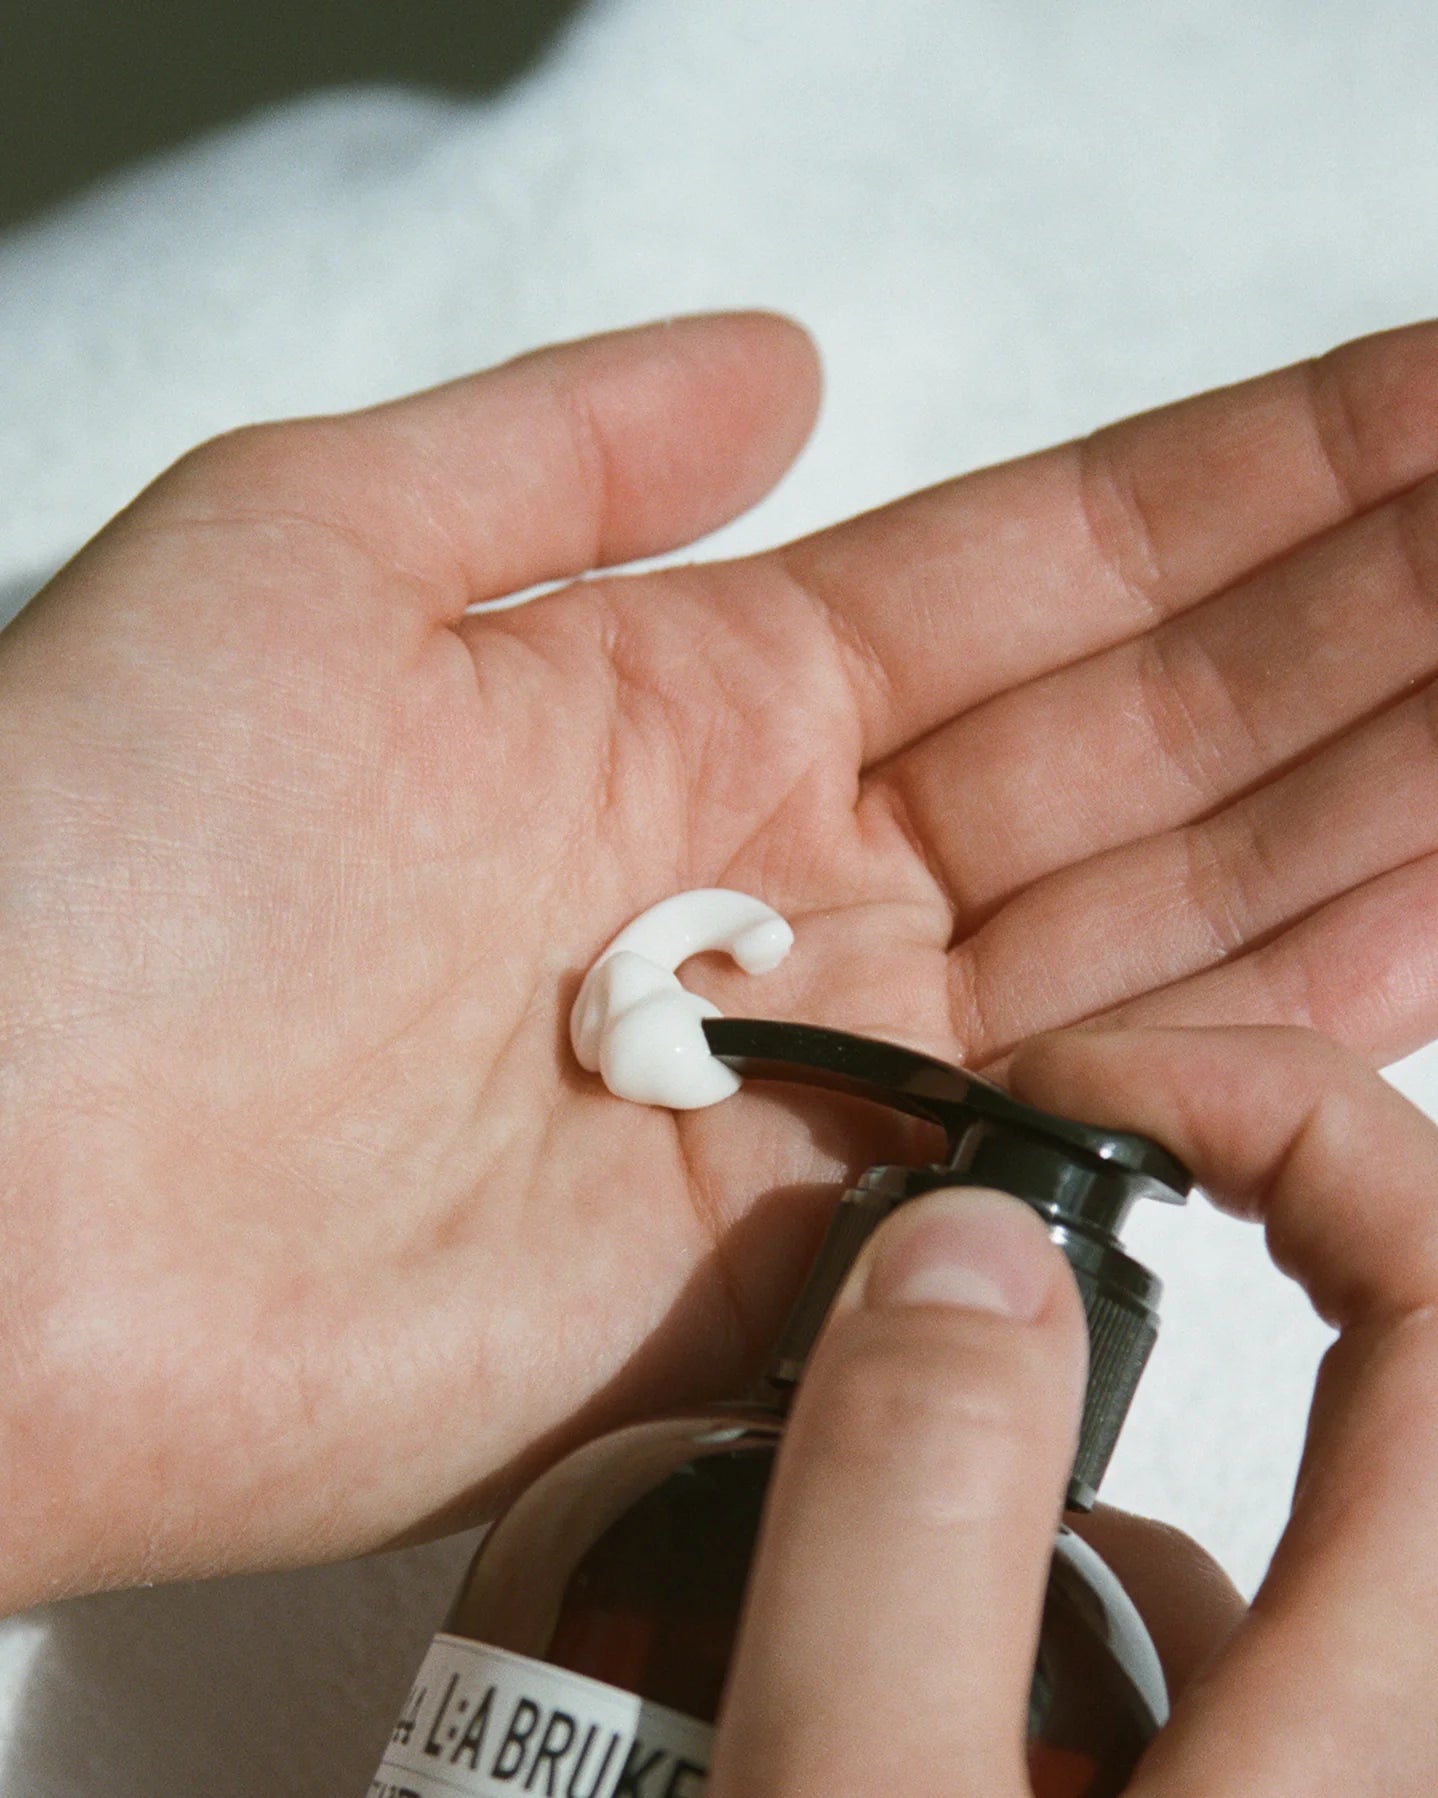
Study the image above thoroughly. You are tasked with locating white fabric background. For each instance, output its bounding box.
[1,1,1436,1790]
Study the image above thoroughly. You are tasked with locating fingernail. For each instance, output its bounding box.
[862,1188,1058,1322]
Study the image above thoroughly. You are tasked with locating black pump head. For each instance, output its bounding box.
[703,1017,1191,1511]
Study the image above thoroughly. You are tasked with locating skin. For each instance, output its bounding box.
[3,311,1438,1624]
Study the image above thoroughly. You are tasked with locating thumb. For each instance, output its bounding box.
[710,1188,1087,1798]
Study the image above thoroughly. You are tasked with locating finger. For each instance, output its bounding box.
[1072,1505,1246,1699]
[880,469,1438,924]
[137,312,822,618]
[1010,1026,1438,1794]
[1104,850,1438,1065]
[710,1188,1086,1798]
[770,319,1438,760]
[948,679,1438,1062]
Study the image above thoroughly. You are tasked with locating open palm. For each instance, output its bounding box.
[4,313,1437,1607]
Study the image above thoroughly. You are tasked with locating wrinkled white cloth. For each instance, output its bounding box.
[2,1,1437,1790]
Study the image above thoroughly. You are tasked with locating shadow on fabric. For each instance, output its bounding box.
[0,0,592,228]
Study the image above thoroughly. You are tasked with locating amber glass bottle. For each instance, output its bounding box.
[369,1022,1188,1798]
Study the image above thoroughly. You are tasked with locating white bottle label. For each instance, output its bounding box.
[370,1634,714,1798]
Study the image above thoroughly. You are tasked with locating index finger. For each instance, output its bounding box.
[769,321,1438,762]
[136,312,821,621]
[1010,1025,1438,1795]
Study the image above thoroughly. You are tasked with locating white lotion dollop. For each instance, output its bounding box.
[569,889,794,1108]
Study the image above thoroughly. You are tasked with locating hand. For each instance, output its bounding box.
[3,313,1437,1607]
[712,1024,1438,1796]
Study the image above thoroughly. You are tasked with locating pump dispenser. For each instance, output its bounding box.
[369,1020,1191,1798]
[704,1018,1189,1511]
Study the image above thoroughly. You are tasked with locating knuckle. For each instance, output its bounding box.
[1075,427,1167,620]
[171,420,288,489]
[161,417,351,513]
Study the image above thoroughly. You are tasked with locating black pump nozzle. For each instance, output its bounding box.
[703,1018,1190,1511]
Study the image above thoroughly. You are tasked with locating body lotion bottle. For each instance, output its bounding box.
[369,1019,1190,1798]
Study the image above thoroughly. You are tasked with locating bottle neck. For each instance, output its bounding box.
[760,1166,1163,1511]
